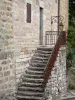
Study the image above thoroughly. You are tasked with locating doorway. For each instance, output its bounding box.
[39,7,43,45]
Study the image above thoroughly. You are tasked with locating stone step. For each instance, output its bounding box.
[37,47,53,51]
[17,95,43,100]
[29,65,45,69]
[26,69,44,74]
[26,70,44,76]
[17,91,43,97]
[18,86,44,92]
[36,50,52,54]
[22,78,43,84]
[32,56,49,61]
[30,62,46,67]
[28,66,45,71]
[34,52,51,58]
[20,82,43,87]
[30,59,48,64]
[25,73,43,78]
[23,77,43,82]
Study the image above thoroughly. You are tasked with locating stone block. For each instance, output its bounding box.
[4,40,9,46]
[9,76,15,81]
[0,72,3,78]
[0,79,3,84]
[7,7,12,11]
[10,69,15,75]
[10,64,14,69]
[0,52,7,60]
[8,30,13,34]
[3,66,9,71]
[4,71,10,76]
[3,77,8,83]
[0,67,2,71]
[0,90,5,100]
[2,19,6,22]
[1,60,9,65]
[4,83,8,89]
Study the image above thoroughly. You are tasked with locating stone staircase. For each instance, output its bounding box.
[17,47,53,100]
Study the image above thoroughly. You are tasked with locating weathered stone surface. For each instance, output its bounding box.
[3,77,9,83]
[0,0,14,98]
[5,92,16,100]
[7,7,12,11]
[0,67,2,71]
[45,49,67,98]
[8,75,15,81]
[0,90,5,100]
[0,72,3,78]
[0,79,3,84]
[0,52,7,60]
[1,60,8,65]
[4,71,10,76]
[3,66,9,71]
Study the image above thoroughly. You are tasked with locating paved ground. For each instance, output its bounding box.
[60,90,75,100]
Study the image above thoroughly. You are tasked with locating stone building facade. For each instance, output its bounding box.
[60,0,69,31]
[0,0,68,99]
[0,0,15,99]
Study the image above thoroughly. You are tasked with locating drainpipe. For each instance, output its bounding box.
[58,0,60,35]
[58,0,60,94]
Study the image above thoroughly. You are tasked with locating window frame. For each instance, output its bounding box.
[27,3,31,23]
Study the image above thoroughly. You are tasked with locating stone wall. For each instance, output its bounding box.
[45,47,67,99]
[45,0,69,98]
[0,0,15,99]
[12,0,58,53]
[60,0,69,31]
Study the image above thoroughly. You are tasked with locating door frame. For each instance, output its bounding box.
[39,7,43,45]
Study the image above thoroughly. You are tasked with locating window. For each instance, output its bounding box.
[27,3,31,23]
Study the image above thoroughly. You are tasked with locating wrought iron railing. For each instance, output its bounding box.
[45,31,58,45]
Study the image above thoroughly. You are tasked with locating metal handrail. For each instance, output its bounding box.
[44,31,66,85]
